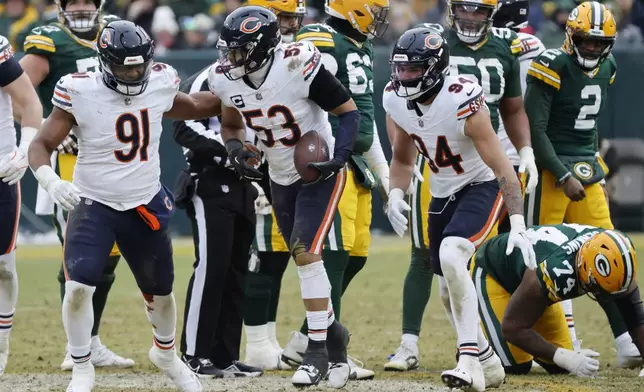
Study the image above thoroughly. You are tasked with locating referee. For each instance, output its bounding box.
[173,66,263,378]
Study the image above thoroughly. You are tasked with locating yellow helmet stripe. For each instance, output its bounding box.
[605,230,633,291]
[591,1,603,31]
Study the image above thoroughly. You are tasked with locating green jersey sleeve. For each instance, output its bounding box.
[23,25,60,57]
[296,24,335,54]
[493,28,522,98]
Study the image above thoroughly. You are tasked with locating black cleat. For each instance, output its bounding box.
[292,340,328,387]
[182,355,225,378]
[218,360,263,377]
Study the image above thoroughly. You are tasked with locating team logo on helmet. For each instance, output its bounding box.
[99,29,112,49]
[573,162,593,180]
[424,32,442,49]
[240,17,262,34]
[594,254,611,277]
[568,7,579,21]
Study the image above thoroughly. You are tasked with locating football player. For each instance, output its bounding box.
[524,1,641,368]
[472,223,644,378]
[28,20,222,392]
[0,34,43,376]
[242,0,307,371]
[211,6,359,388]
[384,27,534,391]
[286,0,391,379]
[12,0,131,370]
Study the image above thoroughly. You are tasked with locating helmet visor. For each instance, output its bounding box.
[218,40,256,80]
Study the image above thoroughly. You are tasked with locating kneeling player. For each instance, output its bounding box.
[472,223,644,377]
[29,20,222,392]
[211,6,358,388]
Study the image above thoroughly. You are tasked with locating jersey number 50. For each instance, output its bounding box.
[114,109,150,163]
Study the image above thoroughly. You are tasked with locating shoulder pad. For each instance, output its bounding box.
[0,35,13,65]
[283,41,323,82]
[52,74,77,112]
[413,23,445,34]
[527,48,566,90]
[296,24,335,50]
[516,33,545,62]
[446,76,486,120]
[24,24,61,54]
[152,62,181,90]
[381,82,399,115]
[490,27,522,55]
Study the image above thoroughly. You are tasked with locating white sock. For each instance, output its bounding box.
[401,333,418,346]
[327,290,335,326]
[267,321,278,343]
[615,332,632,348]
[440,237,479,359]
[306,310,328,342]
[245,324,269,345]
[438,277,455,327]
[143,293,177,352]
[297,261,331,342]
[561,299,577,342]
[478,326,494,361]
[62,281,95,364]
[0,251,18,333]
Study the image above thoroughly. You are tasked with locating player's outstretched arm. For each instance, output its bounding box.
[388,114,415,193]
[164,91,222,121]
[4,72,42,132]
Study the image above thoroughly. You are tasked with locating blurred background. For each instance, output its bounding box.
[5,0,644,239]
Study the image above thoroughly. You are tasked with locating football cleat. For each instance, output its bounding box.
[327,362,351,389]
[66,362,95,392]
[441,356,485,392]
[348,356,375,380]
[292,340,328,387]
[0,332,9,377]
[61,336,135,371]
[616,337,644,369]
[182,355,226,378]
[245,341,291,370]
[219,361,263,377]
[149,346,202,392]
[384,341,419,372]
[480,351,505,388]
[282,331,308,367]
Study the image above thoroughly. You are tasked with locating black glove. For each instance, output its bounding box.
[225,139,263,181]
[305,158,345,186]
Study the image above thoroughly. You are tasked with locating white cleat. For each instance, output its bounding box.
[384,341,419,372]
[149,346,202,392]
[348,356,375,380]
[0,333,9,377]
[61,336,135,371]
[616,337,644,369]
[327,362,350,388]
[441,356,485,392]
[281,331,308,367]
[245,341,291,370]
[66,362,95,392]
[481,352,505,388]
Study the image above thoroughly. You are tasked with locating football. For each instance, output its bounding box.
[293,131,330,183]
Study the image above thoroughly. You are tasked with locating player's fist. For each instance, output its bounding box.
[47,179,82,211]
[561,176,586,201]
[506,215,537,269]
[56,132,78,155]
[553,347,600,378]
[226,139,263,182]
[518,147,538,194]
[386,188,410,237]
[0,148,28,185]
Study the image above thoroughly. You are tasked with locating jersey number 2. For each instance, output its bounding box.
[411,135,464,175]
[575,85,602,130]
[114,109,150,162]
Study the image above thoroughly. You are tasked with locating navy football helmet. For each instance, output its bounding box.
[493,0,529,30]
[97,20,154,96]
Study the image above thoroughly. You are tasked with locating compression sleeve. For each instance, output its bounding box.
[0,56,23,87]
[614,287,644,330]
[307,64,351,112]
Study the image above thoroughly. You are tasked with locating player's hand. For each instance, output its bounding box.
[518,147,538,194]
[244,143,261,168]
[306,159,345,186]
[386,188,410,237]
[561,176,586,201]
[228,142,263,181]
[56,132,78,155]
[506,214,537,269]
[252,182,271,215]
[0,148,28,185]
[405,164,424,196]
[47,179,82,211]
[553,347,600,378]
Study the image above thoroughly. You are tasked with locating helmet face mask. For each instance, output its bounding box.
[325,0,390,39]
[276,11,305,42]
[57,0,104,34]
[247,0,305,43]
[366,4,389,38]
[449,0,498,44]
[218,40,267,80]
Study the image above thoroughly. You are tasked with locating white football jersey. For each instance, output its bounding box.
[498,33,545,165]
[208,41,334,186]
[383,75,495,198]
[52,63,180,211]
[0,35,16,156]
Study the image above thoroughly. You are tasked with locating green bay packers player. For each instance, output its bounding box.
[242,0,307,370]
[525,1,641,368]
[13,0,133,370]
[385,0,539,373]
[284,0,391,379]
[472,223,644,378]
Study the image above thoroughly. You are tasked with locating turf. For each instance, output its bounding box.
[3,234,644,391]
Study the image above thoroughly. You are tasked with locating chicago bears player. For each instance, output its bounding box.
[0,34,43,376]
[28,21,222,392]
[211,6,359,388]
[384,27,535,391]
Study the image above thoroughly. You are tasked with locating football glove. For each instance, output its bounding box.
[305,158,345,186]
[34,166,81,211]
[386,188,410,237]
[0,147,28,185]
[553,347,600,378]
[226,139,263,181]
[506,214,537,269]
[518,147,538,194]
[252,182,271,215]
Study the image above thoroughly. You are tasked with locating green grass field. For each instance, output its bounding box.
[2,234,644,391]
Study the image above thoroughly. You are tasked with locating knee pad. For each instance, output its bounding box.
[64,280,96,310]
[504,362,532,375]
[0,251,17,282]
[297,261,330,299]
[439,237,475,281]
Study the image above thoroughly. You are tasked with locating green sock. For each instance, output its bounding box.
[300,249,350,335]
[243,272,272,326]
[402,247,434,336]
[342,256,367,295]
[598,295,628,338]
[91,255,119,336]
[263,252,290,322]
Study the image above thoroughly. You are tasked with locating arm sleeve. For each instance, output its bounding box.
[364,122,388,167]
[51,76,74,115]
[173,119,227,161]
[614,288,644,330]
[307,64,351,112]
[0,39,23,87]
[524,80,569,181]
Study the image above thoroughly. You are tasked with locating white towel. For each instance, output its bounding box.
[34,151,58,215]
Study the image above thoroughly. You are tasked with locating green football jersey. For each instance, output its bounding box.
[526,49,617,157]
[23,15,119,116]
[475,223,604,301]
[417,23,523,132]
[296,23,374,154]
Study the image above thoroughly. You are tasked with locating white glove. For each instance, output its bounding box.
[0,148,28,185]
[553,347,600,378]
[506,214,537,269]
[57,131,78,155]
[518,146,538,194]
[252,182,271,215]
[405,164,424,196]
[386,188,410,237]
[34,166,81,211]
[374,162,390,205]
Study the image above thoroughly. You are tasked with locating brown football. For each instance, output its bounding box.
[293,131,330,183]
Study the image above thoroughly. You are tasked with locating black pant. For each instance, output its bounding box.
[179,167,256,367]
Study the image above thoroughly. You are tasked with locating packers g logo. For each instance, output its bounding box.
[240,17,262,34]
[573,162,593,180]
[99,29,112,49]
[568,8,579,21]
[424,33,442,50]
[594,254,611,277]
